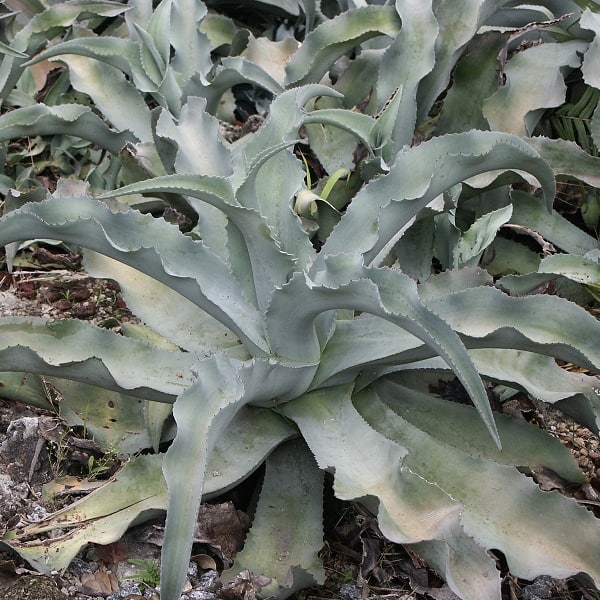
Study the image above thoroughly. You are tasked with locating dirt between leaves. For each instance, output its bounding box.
[0,265,600,600]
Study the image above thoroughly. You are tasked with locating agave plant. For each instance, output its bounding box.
[0,1,600,600]
[1,88,599,599]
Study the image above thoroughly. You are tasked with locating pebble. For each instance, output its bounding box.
[339,582,362,600]
[106,581,143,599]
[187,561,199,579]
[27,505,50,521]
[197,571,219,588]
[68,559,94,577]
[182,591,215,600]
[520,575,555,599]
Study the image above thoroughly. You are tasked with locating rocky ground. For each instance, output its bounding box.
[0,254,599,600]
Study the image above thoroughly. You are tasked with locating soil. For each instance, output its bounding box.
[0,254,599,600]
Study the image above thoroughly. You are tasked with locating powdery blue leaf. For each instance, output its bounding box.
[0,193,269,355]
[199,56,284,114]
[525,136,600,188]
[376,0,437,149]
[170,0,213,84]
[418,0,502,120]
[314,130,555,271]
[155,96,233,176]
[282,386,465,544]
[375,379,585,481]
[422,284,600,372]
[358,382,600,595]
[46,53,154,143]
[0,103,135,155]
[436,30,506,134]
[457,204,513,267]
[0,0,131,101]
[580,8,600,89]
[510,189,598,256]
[268,254,500,445]
[285,6,401,86]
[221,440,325,597]
[483,41,587,135]
[161,355,318,599]
[0,317,195,401]
[101,174,297,313]
[82,251,248,359]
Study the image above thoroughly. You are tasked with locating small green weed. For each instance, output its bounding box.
[124,558,161,591]
[86,447,117,481]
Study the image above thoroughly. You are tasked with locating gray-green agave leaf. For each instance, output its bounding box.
[282,383,600,600]
[160,354,319,600]
[221,439,325,599]
[312,130,555,272]
[0,0,130,100]
[483,41,588,135]
[0,103,135,155]
[421,283,600,372]
[268,254,500,445]
[99,174,297,313]
[375,0,437,150]
[0,317,194,401]
[285,6,401,86]
[0,192,269,354]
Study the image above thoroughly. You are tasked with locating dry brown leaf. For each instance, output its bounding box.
[30,61,61,94]
[220,569,272,600]
[95,539,129,566]
[531,466,574,492]
[42,475,104,499]
[193,502,251,567]
[80,571,119,595]
[191,553,218,571]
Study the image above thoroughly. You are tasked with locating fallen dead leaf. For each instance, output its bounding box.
[219,569,272,600]
[80,571,119,595]
[194,502,251,567]
[531,466,575,492]
[95,539,129,566]
[135,502,250,568]
[42,475,104,499]
[30,60,60,94]
[192,553,218,571]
